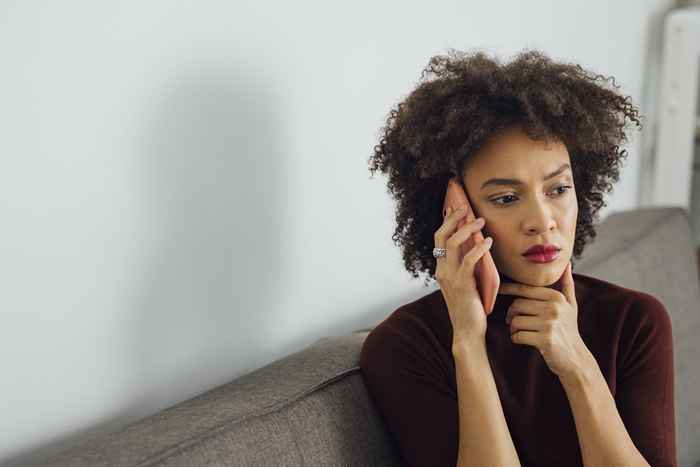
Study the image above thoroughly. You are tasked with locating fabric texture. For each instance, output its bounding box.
[359,271,677,467]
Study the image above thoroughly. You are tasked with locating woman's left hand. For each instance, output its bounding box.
[498,261,592,383]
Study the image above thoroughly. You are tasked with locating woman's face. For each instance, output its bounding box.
[462,125,578,287]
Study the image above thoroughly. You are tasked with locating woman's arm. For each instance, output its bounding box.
[556,293,677,467]
[452,339,521,467]
[559,353,651,467]
[558,294,677,467]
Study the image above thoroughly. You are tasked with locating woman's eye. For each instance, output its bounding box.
[491,185,572,206]
[493,194,517,205]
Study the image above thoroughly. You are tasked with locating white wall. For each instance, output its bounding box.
[0,0,674,465]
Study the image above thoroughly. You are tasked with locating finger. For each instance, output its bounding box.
[561,260,576,306]
[458,235,492,275]
[508,315,545,335]
[511,329,539,346]
[445,217,487,271]
[505,302,540,325]
[434,206,471,250]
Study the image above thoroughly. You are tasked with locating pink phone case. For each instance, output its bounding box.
[442,176,500,314]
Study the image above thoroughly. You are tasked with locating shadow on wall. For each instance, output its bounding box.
[128,67,290,412]
[2,66,290,467]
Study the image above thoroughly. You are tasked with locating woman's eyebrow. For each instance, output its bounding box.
[480,163,571,191]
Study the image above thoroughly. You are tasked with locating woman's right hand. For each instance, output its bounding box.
[434,206,494,349]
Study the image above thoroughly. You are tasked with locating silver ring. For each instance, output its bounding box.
[433,247,446,258]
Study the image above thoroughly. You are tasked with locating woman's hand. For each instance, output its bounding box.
[498,261,592,382]
[434,205,494,350]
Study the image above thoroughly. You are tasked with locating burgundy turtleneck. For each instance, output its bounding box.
[359,270,676,467]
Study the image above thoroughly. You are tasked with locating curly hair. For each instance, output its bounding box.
[367,48,643,287]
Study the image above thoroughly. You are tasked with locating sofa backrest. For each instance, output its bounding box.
[39,333,403,466]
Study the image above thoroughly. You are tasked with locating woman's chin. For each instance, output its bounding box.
[496,252,567,286]
[506,260,563,286]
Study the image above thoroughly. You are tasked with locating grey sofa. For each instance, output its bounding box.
[29,206,700,467]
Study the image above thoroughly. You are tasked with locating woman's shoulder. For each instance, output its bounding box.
[575,271,653,303]
[370,289,445,334]
[573,271,670,325]
[360,289,450,358]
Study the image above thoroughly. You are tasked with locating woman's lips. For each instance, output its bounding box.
[523,249,560,263]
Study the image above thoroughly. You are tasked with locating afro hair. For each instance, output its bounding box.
[367,48,643,286]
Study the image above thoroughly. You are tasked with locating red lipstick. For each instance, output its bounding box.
[522,244,561,264]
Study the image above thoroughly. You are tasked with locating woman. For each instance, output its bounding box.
[359,48,676,467]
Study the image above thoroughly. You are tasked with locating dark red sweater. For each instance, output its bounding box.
[359,271,676,467]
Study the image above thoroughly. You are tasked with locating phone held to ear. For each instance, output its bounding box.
[442,176,500,314]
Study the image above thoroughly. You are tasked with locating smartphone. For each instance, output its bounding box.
[442,176,500,314]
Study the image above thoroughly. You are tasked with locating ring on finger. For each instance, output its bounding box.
[433,247,447,258]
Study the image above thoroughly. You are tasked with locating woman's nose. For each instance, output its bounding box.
[527,223,555,234]
[524,203,555,233]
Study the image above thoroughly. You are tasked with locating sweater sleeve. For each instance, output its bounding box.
[359,316,458,467]
[614,293,677,467]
